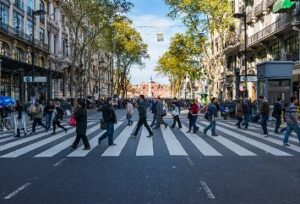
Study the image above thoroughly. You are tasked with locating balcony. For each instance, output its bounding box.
[254,1,266,17]
[223,35,241,54]
[246,11,253,24]
[266,0,277,7]
[248,14,292,47]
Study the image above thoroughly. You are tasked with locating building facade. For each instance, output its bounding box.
[128,80,171,98]
[221,0,300,101]
[0,0,113,103]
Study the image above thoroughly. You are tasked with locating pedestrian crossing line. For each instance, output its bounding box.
[67,122,123,157]
[34,122,96,158]
[196,124,257,156]
[226,121,300,144]
[161,127,188,156]
[219,122,300,154]
[180,125,222,156]
[101,122,137,157]
[200,121,292,156]
[0,137,15,144]
[136,126,154,156]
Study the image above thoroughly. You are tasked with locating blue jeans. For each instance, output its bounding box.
[99,122,115,145]
[204,121,216,135]
[45,113,52,129]
[261,115,268,135]
[191,115,198,133]
[127,114,133,125]
[284,123,300,144]
[243,114,249,129]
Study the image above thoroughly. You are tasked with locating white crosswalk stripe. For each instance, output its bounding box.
[0,119,297,158]
[136,126,154,156]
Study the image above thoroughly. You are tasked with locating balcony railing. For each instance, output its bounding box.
[0,21,49,52]
[248,14,292,46]
[254,1,264,16]
[246,11,253,24]
[266,0,277,7]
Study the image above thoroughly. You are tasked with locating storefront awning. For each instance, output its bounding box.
[0,56,63,79]
[272,0,295,13]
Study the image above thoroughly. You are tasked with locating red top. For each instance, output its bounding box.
[190,103,199,114]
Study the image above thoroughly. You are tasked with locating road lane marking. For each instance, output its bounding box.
[197,124,257,156]
[53,158,67,167]
[4,182,31,200]
[181,125,222,156]
[102,122,137,157]
[161,127,187,156]
[136,126,154,156]
[34,123,96,157]
[68,122,123,157]
[200,181,215,199]
[200,121,291,156]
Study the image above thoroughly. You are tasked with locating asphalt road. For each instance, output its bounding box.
[0,109,300,204]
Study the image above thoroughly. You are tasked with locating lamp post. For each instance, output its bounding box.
[234,11,248,99]
[0,59,2,95]
[31,9,46,101]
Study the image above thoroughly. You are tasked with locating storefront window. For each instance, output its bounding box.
[0,3,9,29]
[271,42,281,60]
[285,36,299,61]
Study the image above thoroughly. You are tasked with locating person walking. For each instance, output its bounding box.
[204,98,218,136]
[150,98,158,127]
[187,104,193,133]
[259,96,270,137]
[32,101,48,133]
[272,97,283,134]
[154,97,168,129]
[171,102,182,128]
[44,100,55,130]
[71,100,90,150]
[283,96,300,146]
[235,100,243,129]
[98,98,117,146]
[52,101,67,134]
[132,95,153,137]
[126,100,134,126]
[188,99,199,134]
[14,100,27,137]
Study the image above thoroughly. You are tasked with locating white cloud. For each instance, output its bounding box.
[128,14,186,85]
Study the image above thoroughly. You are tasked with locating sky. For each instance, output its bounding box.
[127,0,186,85]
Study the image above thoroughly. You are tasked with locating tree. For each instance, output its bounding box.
[61,0,132,100]
[165,0,234,96]
[112,19,149,98]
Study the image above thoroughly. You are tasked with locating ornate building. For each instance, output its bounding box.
[128,80,171,98]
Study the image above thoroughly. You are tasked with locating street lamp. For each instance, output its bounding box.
[30,9,46,100]
[234,11,248,99]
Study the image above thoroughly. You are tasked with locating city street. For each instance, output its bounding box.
[0,110,300,204]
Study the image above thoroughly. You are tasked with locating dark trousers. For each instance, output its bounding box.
[72,133,90,148]
[134,117,153,135]
[188,117,192,131]
[150,113,156,127]
[99,122,115,145]
[16,128,26,137]
[236,117,243,128]
[32,118,47,132]
[171,115,182,128]
[261,115,268,135]
[53,120,66,133]
[274,116,281,133]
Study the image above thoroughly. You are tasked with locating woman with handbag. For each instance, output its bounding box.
[70,100,90,150]
[98,98,117,146]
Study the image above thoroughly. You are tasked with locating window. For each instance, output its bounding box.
[285,36,299,54]
[63,39,68,57]
[271,43,281,60]
[47,31,50,45]
[0,4,9,29]
[54,35,57,53]
[14,0,24,10]
[15,47,24,61]
[26,20,33,36]
[26,0,34,16]
[13,11,24,32]
[39,27,45,42]
[39,1,45,24]
[0,41,9,56]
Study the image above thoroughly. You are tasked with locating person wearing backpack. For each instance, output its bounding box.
[283,96,300,146]
[52,101,67,135]
[204,97,218,136]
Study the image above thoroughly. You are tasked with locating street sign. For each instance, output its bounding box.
[23,76,47,83]
[240,76,257,82]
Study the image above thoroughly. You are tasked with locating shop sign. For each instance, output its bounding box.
[240,76,257,82]
[23,76,47,83]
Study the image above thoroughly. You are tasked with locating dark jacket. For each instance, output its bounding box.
[260,101,270,116]
[151,102,157,114]
[138,100,147,119]
[15,104,23,119]
[44,104,55,114]
[272,102,282,118]
[207,103,217,121]
[74,107,87,135]
[102,104,117,123]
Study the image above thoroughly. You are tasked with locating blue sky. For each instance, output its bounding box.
[128,0,186,85]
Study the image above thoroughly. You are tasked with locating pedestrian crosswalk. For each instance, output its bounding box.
[0,119,300,158]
